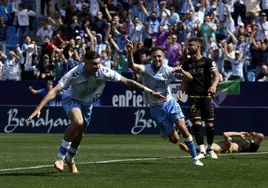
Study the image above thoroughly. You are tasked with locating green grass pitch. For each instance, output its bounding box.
[0,134,268,188]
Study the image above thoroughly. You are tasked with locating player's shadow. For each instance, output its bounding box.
[0,171,59,177]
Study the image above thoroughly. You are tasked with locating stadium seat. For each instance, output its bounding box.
[247,71,255,82]
[7,26,17,37]
[7,36,19,49]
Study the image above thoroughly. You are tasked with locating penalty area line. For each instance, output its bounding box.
[0,151,268,172]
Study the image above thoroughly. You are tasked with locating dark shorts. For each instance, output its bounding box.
[240,141,260,152]
[188,97,214,122]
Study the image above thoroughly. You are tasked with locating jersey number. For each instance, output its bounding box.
[190,105,197,113]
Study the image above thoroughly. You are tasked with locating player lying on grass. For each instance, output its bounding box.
[28,50,166,173]
[179,132,264,153]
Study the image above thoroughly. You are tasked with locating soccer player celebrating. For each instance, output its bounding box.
[178,38,220,159]
[127,42,204,166]
[28,50,166,173]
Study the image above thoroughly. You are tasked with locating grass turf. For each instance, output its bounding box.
[0,134,268,188]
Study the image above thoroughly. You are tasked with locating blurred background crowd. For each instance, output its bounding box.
[0,0,268,83]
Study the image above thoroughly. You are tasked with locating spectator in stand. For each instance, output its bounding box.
[12,1,36,44]
[222,42,247,81]
[129,16,145,43]
[90,11,108,41]
[1,0,268,83]
[0,16,7,55]
[100,41,112,69]
[199,15,217,41]
[48,11,63,31]
[40,36,55,61]
[53,28,67,49]
[1,50,20,80]
[28,80,62,106]
[21,36,31,52]
[36,20,54,43]
[133,40,150,65]
[53,50,68,81]
[67,50,81,70]
[165,34,182,67]
[36,54,55,80]
[75,0,89,12]
[16,42,38,80]
[256,64,268,81]
[152,25,169,47]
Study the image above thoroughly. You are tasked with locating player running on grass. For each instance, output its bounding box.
[178,37,220,160]
[179,131,264,153]
[127,42,204,166]
[28,50,166,173]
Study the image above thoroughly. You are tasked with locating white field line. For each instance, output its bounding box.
[0,152,268,172]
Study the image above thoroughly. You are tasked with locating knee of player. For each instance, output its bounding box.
[169,136,179,144]
[73,119,84,128]
[205,121,214,127]
[192,121,202,126]
[175,118,185,128]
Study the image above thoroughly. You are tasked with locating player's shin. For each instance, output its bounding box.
[57,139,71,159]
[66,146,80,162]
[66,128,85,162]
[57,124,77,159]
[206,124,214,150]
[194,123,205,153]
[184,135,197,159]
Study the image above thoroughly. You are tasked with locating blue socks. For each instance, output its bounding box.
[66,146,80,162]
[57,139,71,159]
[184,135,197,159]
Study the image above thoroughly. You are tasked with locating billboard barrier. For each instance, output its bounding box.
[1,106,267,135]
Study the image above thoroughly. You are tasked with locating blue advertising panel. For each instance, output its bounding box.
[1,106,267,135]
[1,81,268,106]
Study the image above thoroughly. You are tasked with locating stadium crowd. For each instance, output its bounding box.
[0,0,268,82]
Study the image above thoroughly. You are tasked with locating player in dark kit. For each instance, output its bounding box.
[179,131,264,153]
[178,37,220,159]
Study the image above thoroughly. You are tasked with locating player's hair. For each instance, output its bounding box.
[151,46,165,53]
[19,4,25,9]
[188,37,204,49]
[84,50,100,60]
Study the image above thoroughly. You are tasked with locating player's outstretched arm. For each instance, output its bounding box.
[28,86,38,94]
[223,132,250,141]
[126,42,142,73]
[27,84,63,120]
[119,76,166,101]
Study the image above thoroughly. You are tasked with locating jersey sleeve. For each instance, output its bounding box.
[165,66,176,78]
[58,65,81,88]
[99,67,122,82]
[207,59,218,72]
[137,64,146,73]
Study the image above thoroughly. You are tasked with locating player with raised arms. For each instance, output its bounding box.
[28,50,166,173]
[126,42,204,166]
